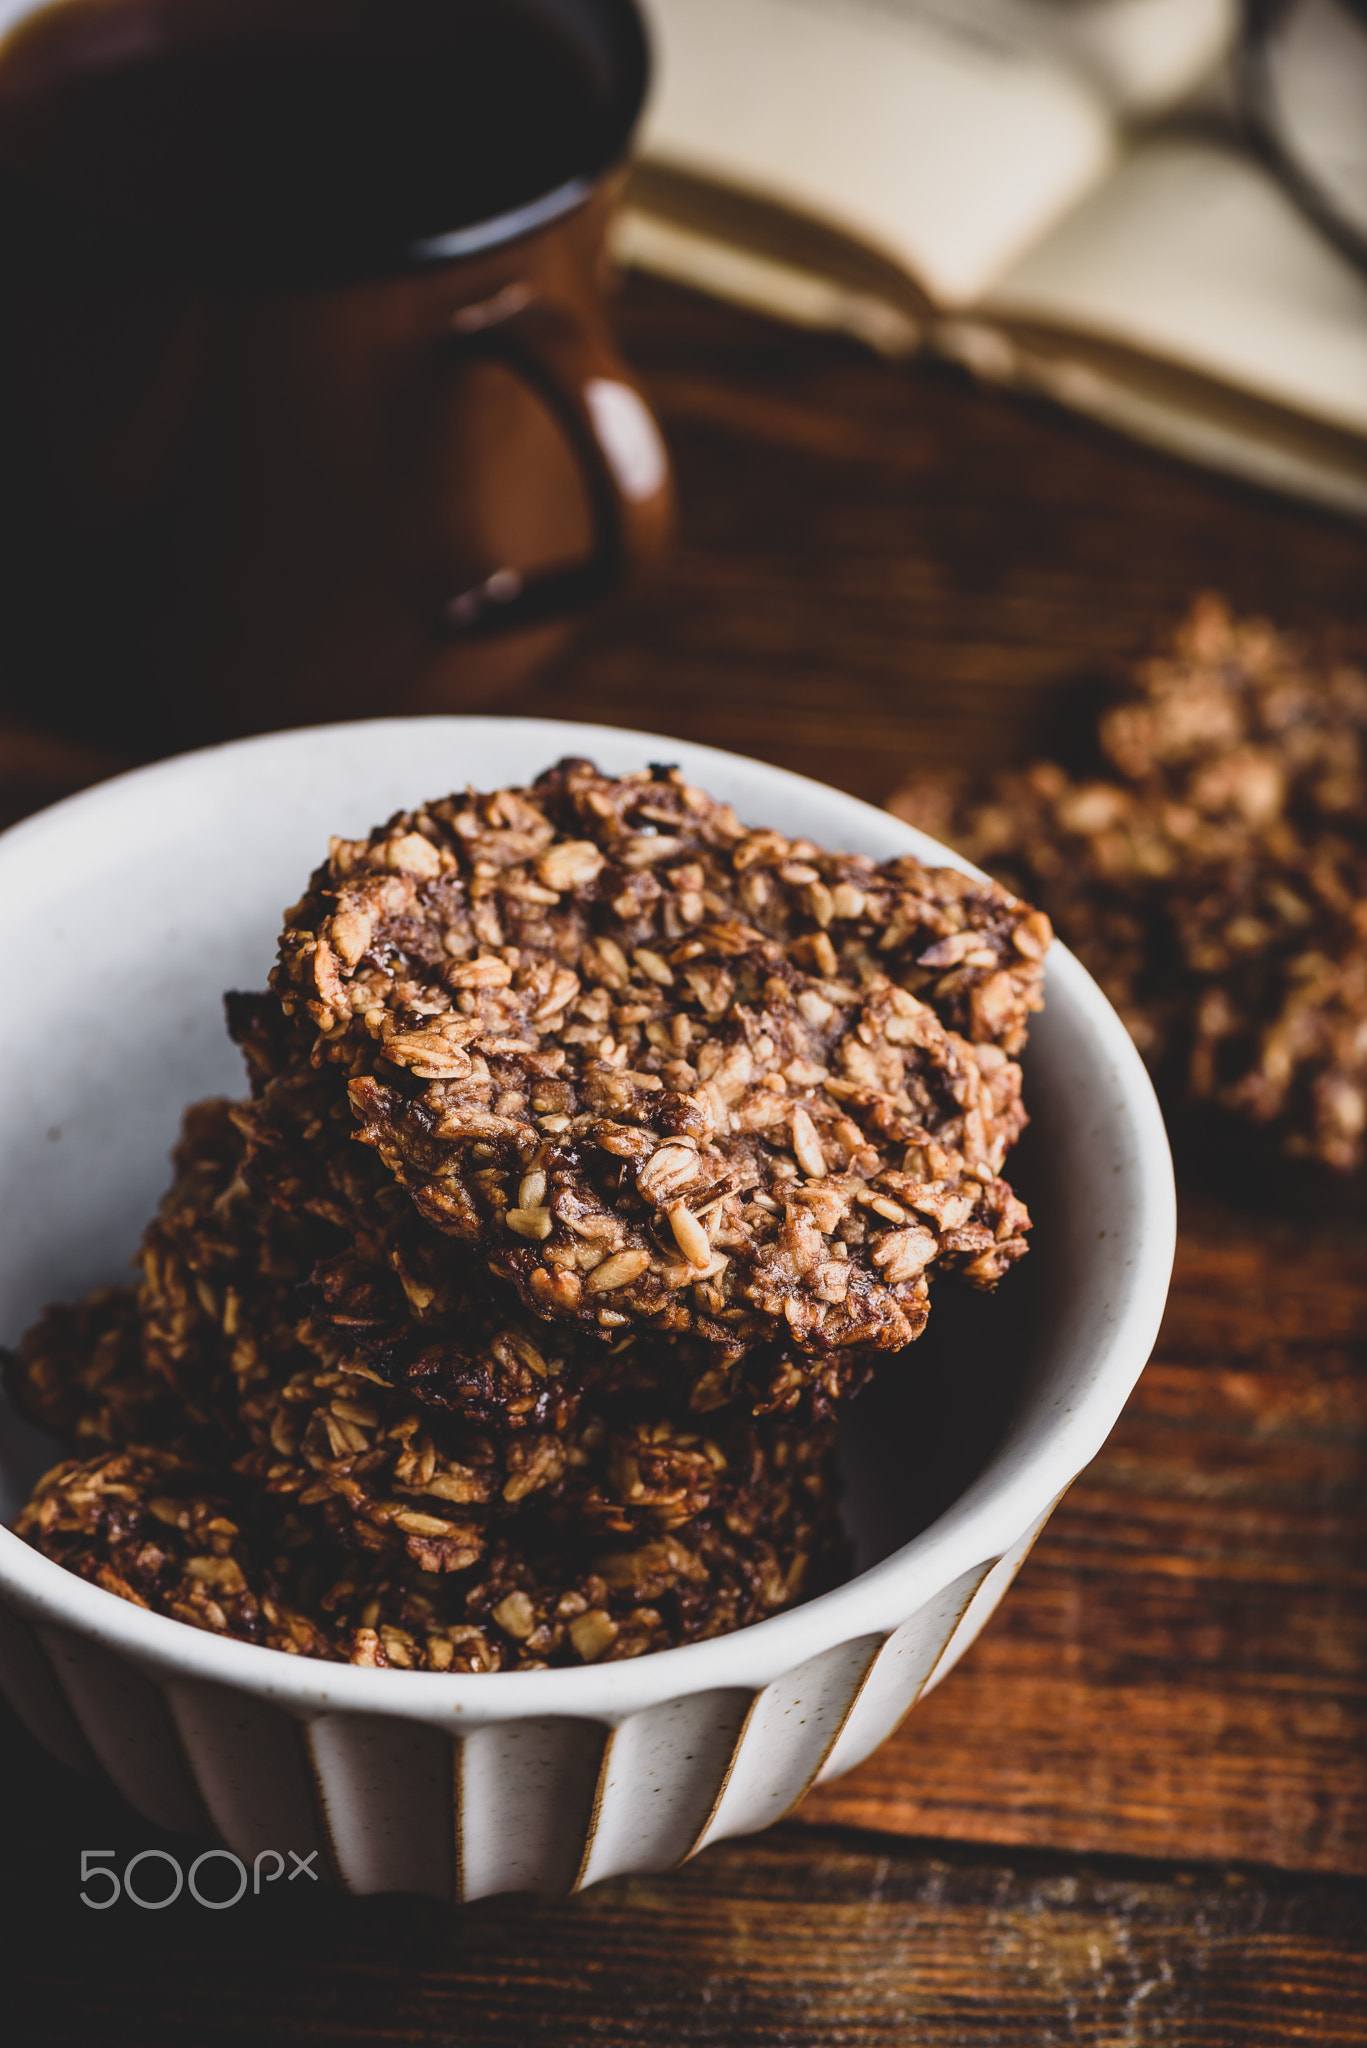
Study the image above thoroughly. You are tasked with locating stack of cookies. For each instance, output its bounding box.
[8,761,1046,1671]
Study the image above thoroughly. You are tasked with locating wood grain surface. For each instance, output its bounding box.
[802,1195,1367,1875]
[509,280,1367,801]
[2,272,1366,2041]
[3,1721,1364,2047]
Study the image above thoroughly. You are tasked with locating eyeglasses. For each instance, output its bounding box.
[1242,0,1367,271]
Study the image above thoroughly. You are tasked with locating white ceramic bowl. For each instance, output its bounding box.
[0,717,1174,1900]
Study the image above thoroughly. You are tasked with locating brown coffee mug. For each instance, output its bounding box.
[0,0,670,744]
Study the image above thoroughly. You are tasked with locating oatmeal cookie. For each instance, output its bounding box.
[227,1020,875,1422]
[2,1096,323,1463]
[14,1446,335,1657]
[237,1347,844,1581]
[11,1092,867,1586]
[17,1422,846,1674]
[336,947,1031,1356]
[284,1409,847,1672]
[4,1287,167,1455]
[227,990,912,1417]
[278,759,1046,1048]
[264,771,1040,1356]
[891,596,1367,1172]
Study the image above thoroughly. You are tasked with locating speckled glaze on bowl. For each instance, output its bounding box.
[0,718,1174,1900]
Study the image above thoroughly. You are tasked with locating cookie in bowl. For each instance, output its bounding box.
[7,760,1044,1673]
[0,718,1171,1900]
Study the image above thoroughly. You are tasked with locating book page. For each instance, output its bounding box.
[613,204,924,356]
[636,0,1118,307]
[1025,0,1235,116]
[982,136,1367,437]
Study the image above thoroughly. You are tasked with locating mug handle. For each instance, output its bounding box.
[437,287,673,637]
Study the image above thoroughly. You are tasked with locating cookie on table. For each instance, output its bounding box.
[891,596,1367,1173]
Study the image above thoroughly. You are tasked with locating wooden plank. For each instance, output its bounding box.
[514,276,1367,804]
[2,1701,1363,2048]
[0,721,131,834]
[799,1197,1367,1874]
[3,274,1367,2036]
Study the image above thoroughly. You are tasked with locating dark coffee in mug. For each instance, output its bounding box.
[0,0,641,269]
[0,0,667,743]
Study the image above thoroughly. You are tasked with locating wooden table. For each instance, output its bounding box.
[4,274,1366,2044]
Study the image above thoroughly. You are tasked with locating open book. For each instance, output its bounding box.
[619,0,1367,518]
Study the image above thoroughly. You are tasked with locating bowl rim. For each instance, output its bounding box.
[0,714,1176,1724]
